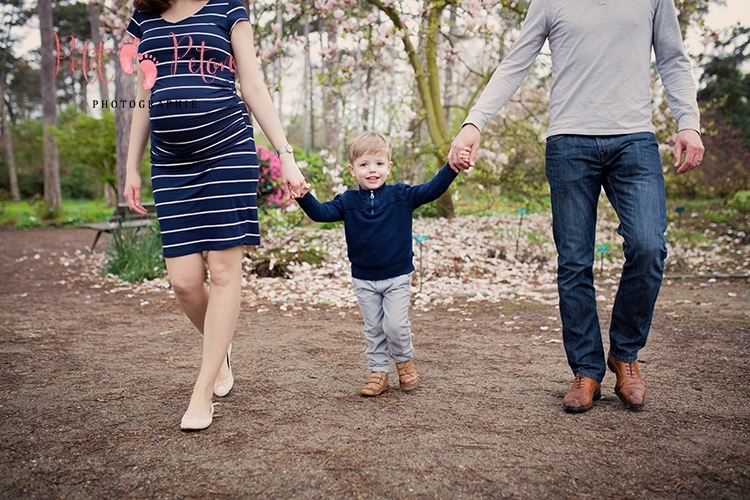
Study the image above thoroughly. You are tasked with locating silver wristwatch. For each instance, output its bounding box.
[275,143,294,157]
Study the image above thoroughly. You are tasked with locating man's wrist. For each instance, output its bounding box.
[461,122,480,132]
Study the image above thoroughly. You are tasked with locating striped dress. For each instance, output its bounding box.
[126,0,260,258]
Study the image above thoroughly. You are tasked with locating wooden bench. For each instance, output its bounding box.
[83,202,157,251]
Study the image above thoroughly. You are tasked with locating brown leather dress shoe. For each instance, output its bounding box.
[360,372,389,396]
[562,375,601,413]
[607,354,646,409]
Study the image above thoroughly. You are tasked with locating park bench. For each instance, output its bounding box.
[83,202,157,251]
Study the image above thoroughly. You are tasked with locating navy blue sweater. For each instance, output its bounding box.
[296,163,458,281]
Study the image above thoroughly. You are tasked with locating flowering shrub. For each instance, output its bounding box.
[256,144,286,208]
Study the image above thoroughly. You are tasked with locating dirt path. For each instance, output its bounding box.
[1,228,749,499]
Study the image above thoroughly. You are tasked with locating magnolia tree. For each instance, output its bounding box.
[247,0,536,214]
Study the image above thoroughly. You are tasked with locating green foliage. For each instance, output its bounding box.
[698,25,750,144]
[14,214,44,229]
[297,148,355,200]
[314,220,344,230]
[727,190,750,213]
[3,111,151,202]
[3,120,44,198]
[260,206,307,231]
[413,201,438,219]
[31,196,60,220]
[61,164,100,199]
[0,200,124,227]
[53,108,117,196]
[102,221,167,283]
[704,207,737,225]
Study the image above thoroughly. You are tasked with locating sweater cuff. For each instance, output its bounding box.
[463,110,491,132]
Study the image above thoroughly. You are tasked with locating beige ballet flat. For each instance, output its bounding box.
[213,344,234,397]
[180,402,215,431]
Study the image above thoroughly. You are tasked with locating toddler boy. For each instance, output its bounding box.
[296,132,461,396]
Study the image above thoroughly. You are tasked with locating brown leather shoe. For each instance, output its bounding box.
[607,354,646,409]
[395,359,419,391]
[360,372,389,396]
[562,375,601,413]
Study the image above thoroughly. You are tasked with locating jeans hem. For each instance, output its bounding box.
[573,371,604,384]
[607,350,639,364]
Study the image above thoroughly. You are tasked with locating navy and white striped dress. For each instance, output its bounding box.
[126,0,260,258]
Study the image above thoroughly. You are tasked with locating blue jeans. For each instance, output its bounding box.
[352,273,414,372]
[545,132,667,382]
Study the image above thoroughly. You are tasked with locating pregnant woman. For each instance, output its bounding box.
[122,0,307,431]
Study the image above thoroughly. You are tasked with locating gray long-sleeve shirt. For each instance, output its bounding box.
[465,0,701,137]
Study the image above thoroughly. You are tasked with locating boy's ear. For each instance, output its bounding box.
[388,161,393,172]
[347,163,355,176]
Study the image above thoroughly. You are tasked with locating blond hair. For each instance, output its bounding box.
[346,131,392,164]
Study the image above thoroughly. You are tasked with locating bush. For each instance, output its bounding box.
[256,145,286,208]
[14,213,44,229]
[62,165,100,199]
[727,191,750,213]
[102,220,166,282]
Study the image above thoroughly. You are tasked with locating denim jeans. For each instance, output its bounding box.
[545,132,667,382]
[352,273,414,372]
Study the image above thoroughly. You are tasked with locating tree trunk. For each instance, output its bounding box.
[89,0,109,104]
[436,4,458,219]
[323,20,340,161]
[303,21,312,151]
[0,73,19,202]
[104,182,117,206]
[114,35,136,205]
[367,0,454,216]
[39,0,61,209]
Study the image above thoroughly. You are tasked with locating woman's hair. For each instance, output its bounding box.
[134,0,172,14]
[346,132,392,164]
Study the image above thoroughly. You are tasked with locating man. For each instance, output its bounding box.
[449,0,704,412]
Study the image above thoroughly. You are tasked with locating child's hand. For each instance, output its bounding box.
[458,147,472,163]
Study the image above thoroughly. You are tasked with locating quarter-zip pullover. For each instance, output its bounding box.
[296,163,458,281]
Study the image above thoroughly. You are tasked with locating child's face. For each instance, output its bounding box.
[348,152,393,190]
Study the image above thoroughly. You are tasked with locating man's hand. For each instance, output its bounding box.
[674,129,705,174]
[448,124,481,172]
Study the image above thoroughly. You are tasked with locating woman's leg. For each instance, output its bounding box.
[165,252,231,388]
[166,253,209,332]
[172,246,244,420]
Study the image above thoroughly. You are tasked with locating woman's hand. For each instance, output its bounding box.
[279,154,308,199]
[123,173,149,216]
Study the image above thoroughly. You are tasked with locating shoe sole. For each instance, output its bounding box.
[613,387,645,410]
[360,388,387,397]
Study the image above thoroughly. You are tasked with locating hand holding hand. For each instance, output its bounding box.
[673,129,705,174]
[279,154,308,199]
[448,124,481,172]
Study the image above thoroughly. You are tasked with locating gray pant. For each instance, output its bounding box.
[352,273,414,372]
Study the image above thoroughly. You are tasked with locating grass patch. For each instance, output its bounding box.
[0,199,152,227]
